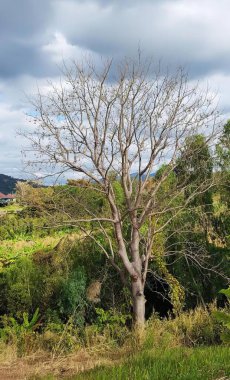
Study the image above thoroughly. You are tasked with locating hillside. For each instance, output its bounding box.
[0,173,24,194]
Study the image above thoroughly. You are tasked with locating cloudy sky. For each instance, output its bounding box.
[0,0,230,179]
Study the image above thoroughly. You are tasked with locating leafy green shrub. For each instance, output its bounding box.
[0,308,40,356]
[94,308,131,346]
[57,268,87,326]
[0,235,90,328]
[95,308,130,329]
[3,257,43,316]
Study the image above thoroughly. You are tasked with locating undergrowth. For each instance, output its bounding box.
[0,306,229,379]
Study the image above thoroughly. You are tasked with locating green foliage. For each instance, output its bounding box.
[177,134,213,183]
[57,268,87,327]
[0,308,40,356]
[220,287,230,297]
[95,308,130,330]
[42,318,81,353]
[163,197,229,308]
[85,308,132,346]
[216,120,230,173]
[150,232,185,313]
[143,306,222,350]
[54,182,109,221]
[0,212,57,241]
[0,239,89,329]
[2,257,43,316]
[1,308,40,336]
[176,134,213,208]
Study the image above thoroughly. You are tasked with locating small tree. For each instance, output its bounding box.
[24,57,221,326]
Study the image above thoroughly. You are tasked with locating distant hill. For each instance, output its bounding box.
[0,174,25,194]
[130,172,156,180]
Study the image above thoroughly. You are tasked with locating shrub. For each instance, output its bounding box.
[166,305,222,346]
[145,306,222,349]
[41,318,81,354]
[213,287,230,344]
[143,315,179,351]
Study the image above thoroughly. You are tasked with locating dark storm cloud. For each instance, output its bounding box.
[0,0,51,37]
[54,0,230,79]
[0,0,56,78]
[0,41,60,78]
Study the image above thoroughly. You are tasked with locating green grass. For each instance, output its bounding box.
[0,230,81,264]
[72,346,230,380]
[0,203,23,212]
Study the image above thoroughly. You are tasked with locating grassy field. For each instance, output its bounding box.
[72,346,230,380]
[0,338,229,380]
[0,235,62,265]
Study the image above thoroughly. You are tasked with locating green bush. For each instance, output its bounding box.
[3,257,43,316]
[94,308,131,346]
[57,268,87,326]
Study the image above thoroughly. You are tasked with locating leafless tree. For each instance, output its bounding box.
[24,56,222,326]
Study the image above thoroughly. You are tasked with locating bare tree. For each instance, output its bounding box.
[24,57,221,326]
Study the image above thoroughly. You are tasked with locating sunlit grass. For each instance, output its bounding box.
[0,230,81,264]
[0,233,74,264]
[72,346,230,380]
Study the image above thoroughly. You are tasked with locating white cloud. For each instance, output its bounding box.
[42,32,81,63]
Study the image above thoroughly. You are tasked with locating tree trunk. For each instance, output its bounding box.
[132,277,145,326]
[130,227,145,327]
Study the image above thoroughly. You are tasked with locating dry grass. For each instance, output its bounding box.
[0,344,128,380]
[0,321,135,379]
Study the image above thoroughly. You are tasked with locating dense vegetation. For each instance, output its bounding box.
[0,124,229,378]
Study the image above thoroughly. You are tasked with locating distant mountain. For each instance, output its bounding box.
[130,172,156,180]
[0,174,25,194]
